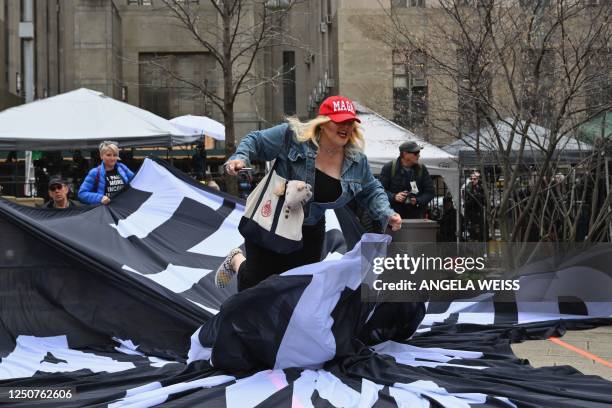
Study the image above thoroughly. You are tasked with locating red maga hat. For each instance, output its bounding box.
[318,95,361,123]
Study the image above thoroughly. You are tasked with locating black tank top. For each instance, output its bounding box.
[314,168,342,203]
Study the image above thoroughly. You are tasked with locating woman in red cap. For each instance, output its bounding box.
[216,95,402,291]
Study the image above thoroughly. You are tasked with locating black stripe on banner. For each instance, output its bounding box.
[218,198,237,219]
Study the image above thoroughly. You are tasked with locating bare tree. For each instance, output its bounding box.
[154,0,298,192]
[377,0,611,247]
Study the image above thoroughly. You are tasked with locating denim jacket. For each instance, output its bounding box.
[230,123,395,227]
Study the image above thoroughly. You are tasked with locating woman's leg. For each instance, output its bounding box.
[237,220,326,292]
[237,239,290,291]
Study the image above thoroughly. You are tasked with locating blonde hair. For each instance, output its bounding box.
[99,141,119,155]
[286,115,364,155]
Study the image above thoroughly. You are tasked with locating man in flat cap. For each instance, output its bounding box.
[379,141,434,219]
[43,176,80,209]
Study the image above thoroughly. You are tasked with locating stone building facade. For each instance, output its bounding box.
[0,0,263,143]
[1,0,609,148]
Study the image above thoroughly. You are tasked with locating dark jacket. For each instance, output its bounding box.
[192,147,207,180]
[42,199,80,209]
[379,158,435,219]
[465,182,485,214]
[78,163,134,205]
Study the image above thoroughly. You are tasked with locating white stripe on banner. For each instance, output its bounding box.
[188,299,219,315]
[113,159,231,239]
[112,338,175,368]
[0,336,135,380]
[373,341,487,370]
[359,378,385,408]
[113,338,144,356]
[275,235,389,370]
[122,264,212,293]
[314,370,362,407]
[391,380,487,408]
[417,294,495,333]
[324,209,341,232]
[292,370,317,408]
[110,193,184,239]
[109,375,234,408]
[187,327,212,364]
[291,370,383,408]
[188,207,244,257]
[226,370,288,408]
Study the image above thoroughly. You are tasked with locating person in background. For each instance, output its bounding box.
[71,150,90,188]
[215,95,402,291]
[6,151,17,163]
[42,176,80,209]
[192,141,208,181]
[78,141,134,205]
[464,171,486,241]
[379,141,435,219]
[202,174,220,191]
[438,193,457,242]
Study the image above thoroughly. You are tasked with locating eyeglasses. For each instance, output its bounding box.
[412,151,420,156]
[49,184,64,192]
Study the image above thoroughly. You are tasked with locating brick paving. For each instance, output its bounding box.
[511,326,612,380]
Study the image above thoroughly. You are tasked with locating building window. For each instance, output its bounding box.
[128,0,152,5]
[457,48,492,135]
[282,51,296,116]
[139,53,214,119]
[265,0,291,9]
[391,0,425,7]
[519,0,551,8]
[586,49,612,116]
[521,48,554,127]
[459,0,493,6]
[393,50,428,129]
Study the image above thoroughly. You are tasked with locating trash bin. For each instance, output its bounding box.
[390,219,438,243]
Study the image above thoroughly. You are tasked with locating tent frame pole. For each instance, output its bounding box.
[606,157,611,242]
[457,161,463,244]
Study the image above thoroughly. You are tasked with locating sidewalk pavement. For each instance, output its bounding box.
[511,326,612,380]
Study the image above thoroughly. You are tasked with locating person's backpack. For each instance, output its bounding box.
[389,159,422,181]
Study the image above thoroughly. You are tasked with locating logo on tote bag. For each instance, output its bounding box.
[261,200,272,217]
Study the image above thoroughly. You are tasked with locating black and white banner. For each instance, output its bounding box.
[1,158,611,407]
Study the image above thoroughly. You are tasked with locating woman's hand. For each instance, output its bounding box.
[101,195,111,205]
[225,159,246,176]
[388,213,402,231]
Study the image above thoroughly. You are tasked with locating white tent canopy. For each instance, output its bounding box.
[0,88,198,151]
[357,103,460,202]
[444,118,592,165]
[170,115,225,141]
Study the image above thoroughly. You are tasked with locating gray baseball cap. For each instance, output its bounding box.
[399,141,422,153]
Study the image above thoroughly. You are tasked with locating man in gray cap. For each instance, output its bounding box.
[43,176,80,209]
[379,141,434,219]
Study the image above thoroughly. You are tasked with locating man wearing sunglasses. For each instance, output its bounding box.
[43,176,80,209]
[379,141,434,220]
